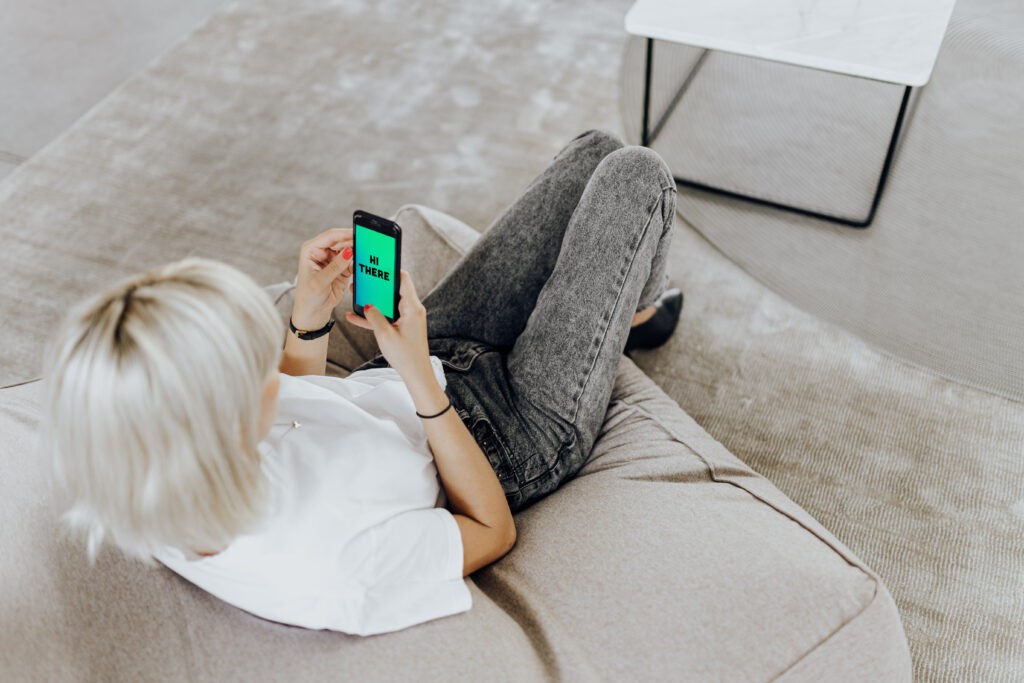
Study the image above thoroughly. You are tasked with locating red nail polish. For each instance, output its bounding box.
[341,247,353,260]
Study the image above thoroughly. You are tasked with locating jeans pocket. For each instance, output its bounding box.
[459,408,519,498]
[429,338,490,373]
[513,434,580,512]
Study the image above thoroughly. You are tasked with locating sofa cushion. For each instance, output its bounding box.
[0,358,910,681]
[0,206,910,681]
[483,360,911,681]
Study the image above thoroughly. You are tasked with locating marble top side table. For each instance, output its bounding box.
[625,0,957,227]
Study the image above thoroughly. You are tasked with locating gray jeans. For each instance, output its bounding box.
[355,130,676,513]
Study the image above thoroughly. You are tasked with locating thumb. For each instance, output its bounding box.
[363,304,393,334]
[321,250,350,280]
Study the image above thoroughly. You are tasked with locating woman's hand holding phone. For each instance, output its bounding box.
[292,228,354,330]
[349,270,515,574]
[344,271,444,405]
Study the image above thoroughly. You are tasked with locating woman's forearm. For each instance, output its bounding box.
[341,270,515,574]
[405,367,514,535]
[278,323,329,376]
[284,226,354,376]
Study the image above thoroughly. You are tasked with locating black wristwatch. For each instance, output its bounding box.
[288,317,335,341]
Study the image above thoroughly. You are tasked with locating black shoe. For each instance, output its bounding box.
[625,288,683,353]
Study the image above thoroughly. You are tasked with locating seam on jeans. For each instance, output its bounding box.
[515,430,576,498]
[437,354,478,373]
[469,413,520,494]
[568,189,664,427]
[636,186,675,311]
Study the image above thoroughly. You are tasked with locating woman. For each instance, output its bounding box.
[44,130,680,635]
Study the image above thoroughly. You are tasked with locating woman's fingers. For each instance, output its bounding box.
[398,270,420,302]
[343,273,422,340]
[343,307,393,334]
[343,311,372,330]
[362,304,392,333]
[396,270,425,317]
[320,246,351,280]
[308,244,353,272]
[344,274,431,381]
[305,230,353,271]
[305,228,352,252]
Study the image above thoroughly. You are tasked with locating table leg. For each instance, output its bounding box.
[640,38,914,228]
[648,48,711,145]
[641,38,653,146]
[861,84,913,227]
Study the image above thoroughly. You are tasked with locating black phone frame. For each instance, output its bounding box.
[352,210,402,323]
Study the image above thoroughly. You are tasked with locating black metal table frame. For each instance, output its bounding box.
[640,38,913,228]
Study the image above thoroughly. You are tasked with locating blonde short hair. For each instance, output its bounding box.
[42,257,283,561]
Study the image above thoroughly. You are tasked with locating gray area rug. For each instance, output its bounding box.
[0,0,1021,680]
[621,0,1024,403]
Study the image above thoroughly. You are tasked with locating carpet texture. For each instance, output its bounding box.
[621,0,1024,402]
[0,0,1020,680]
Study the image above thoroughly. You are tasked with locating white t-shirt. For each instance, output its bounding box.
[154,357,471,636]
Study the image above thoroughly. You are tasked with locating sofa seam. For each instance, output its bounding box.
[616,398,873,573]
[166,575,202,683]
[615,397,883,674]
[769,579,882,682]
[471,569,576,682]
[272,282,295,304]
[395,204,473,257]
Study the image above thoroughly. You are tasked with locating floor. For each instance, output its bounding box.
[0,0,225,179]
[619,0,1024,402]
[1,1,1019,679]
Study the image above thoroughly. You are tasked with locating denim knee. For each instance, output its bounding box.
[593,146,676,195]
[556,129,624,161]
[573,129,624,150]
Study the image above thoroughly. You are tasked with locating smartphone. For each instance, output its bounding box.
[352,210,402,323]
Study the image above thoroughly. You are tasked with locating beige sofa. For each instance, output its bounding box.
[0,205,911,681]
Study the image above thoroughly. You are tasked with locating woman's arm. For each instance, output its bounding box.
[404,369,517,575]
[279,228,354,376]
[279,325,331,376]
[345,271,516,576]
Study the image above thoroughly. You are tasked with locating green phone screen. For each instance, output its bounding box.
[354,224,397,319]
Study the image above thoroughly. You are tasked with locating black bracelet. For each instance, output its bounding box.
[416,397,453,419]
[289,317,335,341]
